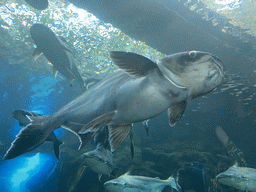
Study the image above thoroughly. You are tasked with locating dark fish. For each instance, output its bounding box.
[30,24,86,91]
[25,0,48,10]
[4,51,224,160]
[11,110,63,159]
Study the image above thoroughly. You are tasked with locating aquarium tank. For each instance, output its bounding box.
[0,0,256,192]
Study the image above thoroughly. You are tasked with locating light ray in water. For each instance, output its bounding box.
[10,153,41,191]
[0,153,57,192]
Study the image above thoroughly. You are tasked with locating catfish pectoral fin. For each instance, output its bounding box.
[168,100,188,126]
[53,66,58,79]
[32,47,43,62]
[78,111,116,134]
[108,124,132,152]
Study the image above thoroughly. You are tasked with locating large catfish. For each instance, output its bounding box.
[4,51,224,160]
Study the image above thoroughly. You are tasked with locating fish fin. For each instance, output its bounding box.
[232,161,239,167]
[56,36,72,54]
[98,174,102,182]
[109,51,160,77]
[47,132,63,159]
[142,120,149,136]
[4,123,49,160]
[78,132,94,150]
[108,124,132,152]
[62,46,72,55]
[78,111,116,134]
[53,66,58,79]
[168,100,187,126]
[110,167,119,177]
[26,115,47,125]
[58,36,67,43]
[62,121,85,132]
[129,128,134,159]
[32,47,43,62]
[124,171,131,175]
[67,77,74,87]
[61,121,92,150]
[166,176,182,192]
[12,110,32,127]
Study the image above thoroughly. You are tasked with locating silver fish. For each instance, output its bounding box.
[216,164,256,191]
[82,145,115,179]
[4,51,224,160]
[30,24,86,91]
[104,172,181,192]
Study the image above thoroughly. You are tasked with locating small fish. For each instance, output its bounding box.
[104,172,181,192]
[216,164,256,191]
[25,0,48,10]
[82,145,115,180]
[12,110,63,159]
[4,51,224,160]
[30,24,86,91]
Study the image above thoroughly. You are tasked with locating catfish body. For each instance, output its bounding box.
[4,51,224,160]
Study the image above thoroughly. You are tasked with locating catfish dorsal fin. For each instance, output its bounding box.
[124,171,131,176]
[232,161,239,167]
[109,51,160,77]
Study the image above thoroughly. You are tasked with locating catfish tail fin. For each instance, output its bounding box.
[4,116,51,160]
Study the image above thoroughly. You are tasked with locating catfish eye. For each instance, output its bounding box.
[189,51,197,58]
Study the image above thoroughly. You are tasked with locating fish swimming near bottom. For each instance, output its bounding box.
[216,164,256,191]
[12,110,63,159]
[104,172,181,192]
[82,145,115,180]
[4,51,224,160]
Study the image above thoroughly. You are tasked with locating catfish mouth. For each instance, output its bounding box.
[212,55,225,73]
[205,55,225,86]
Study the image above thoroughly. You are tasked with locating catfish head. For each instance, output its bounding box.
[156,51,225,99]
